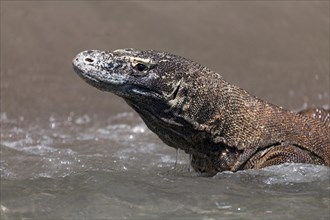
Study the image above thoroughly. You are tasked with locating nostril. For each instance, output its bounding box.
[85,58,94,63]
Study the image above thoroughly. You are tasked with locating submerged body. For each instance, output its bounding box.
[72,49,330,176]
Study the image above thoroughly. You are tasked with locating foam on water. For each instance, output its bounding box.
[1,111,328,182]
[0,112,187,180]
[1,112,329,219]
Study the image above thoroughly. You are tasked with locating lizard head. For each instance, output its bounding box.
[73,49,228,173]
[72,48,190,103]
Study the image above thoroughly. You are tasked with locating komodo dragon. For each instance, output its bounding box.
[72,49,330,176]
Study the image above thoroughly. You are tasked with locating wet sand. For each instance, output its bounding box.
[1,1,329,123]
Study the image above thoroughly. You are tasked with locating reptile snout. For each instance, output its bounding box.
[81,50,99,64]
[73,50,100,66]
[72,50,96,77]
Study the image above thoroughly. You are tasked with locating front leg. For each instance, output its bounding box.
[190,154,219,176]
[230,147,259,171]
[191,148,239,175]
[246,145,324,169]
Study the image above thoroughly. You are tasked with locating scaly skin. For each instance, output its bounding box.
[72,49,330,176]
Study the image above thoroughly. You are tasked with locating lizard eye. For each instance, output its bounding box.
[135,63,147,72]
[129,57,156,75]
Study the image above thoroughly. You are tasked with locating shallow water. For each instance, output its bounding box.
[1,112,329,219]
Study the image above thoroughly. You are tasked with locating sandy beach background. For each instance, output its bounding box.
[2,1,329,123]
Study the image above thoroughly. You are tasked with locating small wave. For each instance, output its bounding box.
[215,163,330,184]
[2,112,329,184]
